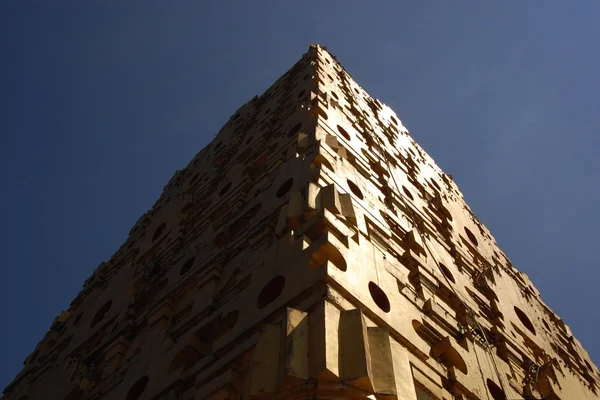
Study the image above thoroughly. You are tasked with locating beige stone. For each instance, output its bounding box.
[2,44,598,400]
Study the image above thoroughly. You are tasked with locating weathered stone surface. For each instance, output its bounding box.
[3,44,598,400]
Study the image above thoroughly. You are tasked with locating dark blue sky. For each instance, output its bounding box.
[1,2,599,390]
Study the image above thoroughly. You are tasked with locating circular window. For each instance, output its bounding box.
[331,91,339,100]
[368,282,391,313]
[486,379,506,400]
[276,178,294,198]
[90,300,112,329]
[337,125,351,141]
[390,116,398,125]
[514,306,536,335]
[152,222,166,242]
[542,319,551,331]
[464,227,478,246]
[347,179,364,200]
[219,182,232,197]
[180,257,195,276]
[402,186,414,200]
[439,263,455,284]
[287,122,302,138]
[126,375,149,400]
[257,276,286,309]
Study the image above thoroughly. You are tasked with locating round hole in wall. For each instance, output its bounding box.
[337,125,351,141]
[189,173,200,185]
[257,275,286,309]
[439,263,456,284]
[126,375,149,400]
[276,178,294,198]
[464,227,478,246]
[180,257,195,276]
[486,378,506,400]
[347,179,364,200]
[390,116,398,125]
[152,222,166,242]
[219,182,232,197]
[331,91,339,100]
[287,122,302,138]
[90,300,112,329]
[368,282,391,313]
[542,319,551,331]
[514,306,536,335]
[430,179,441,191]
[402,186,414,200]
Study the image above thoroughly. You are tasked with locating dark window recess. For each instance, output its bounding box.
[287,122,302,138]
[368,282,391,313]
[219,182,232,197]
[152,222,167,242]
[90,301,112,329]
[126,376,149,400]
[337,125,351,141]
[439,263,455,283]
[257,276,286,309]
[347,179,364,200]
[180,257,195,276]
[464,227,478,246]
[276,178,294,198]
[486,379,507,400]
[514,306,536,335]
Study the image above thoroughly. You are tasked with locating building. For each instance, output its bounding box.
[3,44,599,400]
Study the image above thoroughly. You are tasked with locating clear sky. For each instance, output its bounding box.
[1,1,599,391]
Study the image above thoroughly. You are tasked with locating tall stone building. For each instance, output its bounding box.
[3,44,598,400]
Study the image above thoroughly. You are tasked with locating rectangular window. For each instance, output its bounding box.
[415,382,439,400]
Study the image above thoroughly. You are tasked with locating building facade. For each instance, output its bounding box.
[3,44,599,400]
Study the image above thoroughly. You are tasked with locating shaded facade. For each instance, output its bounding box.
[3,44,599,400]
